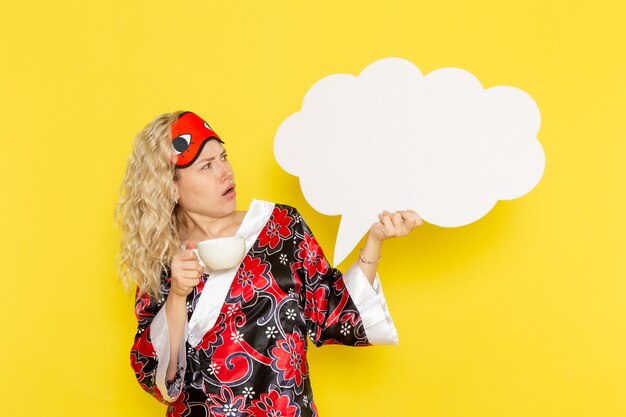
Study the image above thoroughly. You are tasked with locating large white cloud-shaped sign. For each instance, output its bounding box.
[274,57,545,266]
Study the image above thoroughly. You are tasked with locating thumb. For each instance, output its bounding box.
[183,242,198,258]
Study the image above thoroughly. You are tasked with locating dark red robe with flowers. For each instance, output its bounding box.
[130,199,398,417]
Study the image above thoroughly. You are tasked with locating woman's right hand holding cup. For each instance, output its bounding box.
[169,242,204,298]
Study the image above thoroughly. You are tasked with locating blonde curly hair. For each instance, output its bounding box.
[114,110,189,299]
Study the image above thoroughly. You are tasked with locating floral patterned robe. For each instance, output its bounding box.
[131,199,398,417]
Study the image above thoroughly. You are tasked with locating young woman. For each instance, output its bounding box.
[115,111,422,417]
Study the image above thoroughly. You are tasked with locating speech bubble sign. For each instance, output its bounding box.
[274,57,545,266]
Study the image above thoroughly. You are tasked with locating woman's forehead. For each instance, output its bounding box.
[198,140,226,157]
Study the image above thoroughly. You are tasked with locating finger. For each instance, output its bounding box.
[177,259,202,270]
[401,210,422,227]
[182,264,203,277]
[400,210,415,221]
[179,269,202,280]
[383,210,396,224]
[179,276,201,287]
[391,212,408,236]
[391,212,403,232]
[182,277,200,287]
[178,249,198,261]
[184,242,198,257]
[378,212,387,231]
[381,213,394,236]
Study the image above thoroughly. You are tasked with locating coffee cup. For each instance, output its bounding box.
[190,235,246,271]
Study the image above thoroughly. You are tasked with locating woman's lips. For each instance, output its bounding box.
[222,185,236,197]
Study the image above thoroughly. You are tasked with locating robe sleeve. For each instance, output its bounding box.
[130,267,188,404]
[292,209,399,347]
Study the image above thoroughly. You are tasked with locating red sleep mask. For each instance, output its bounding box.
[171,111,224,168]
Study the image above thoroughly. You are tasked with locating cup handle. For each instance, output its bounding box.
[190,248,208,269]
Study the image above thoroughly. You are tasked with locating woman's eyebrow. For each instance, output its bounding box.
[194,149,227,165]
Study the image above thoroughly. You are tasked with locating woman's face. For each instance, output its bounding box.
[174,139,237,218]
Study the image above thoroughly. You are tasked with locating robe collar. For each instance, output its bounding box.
[184,198,276,347]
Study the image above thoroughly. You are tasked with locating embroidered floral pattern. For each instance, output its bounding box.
[257,207,293,254]
[248,388,300,417]
[304,287,329,326]
[296,232,329,279]
[269,331,308,392]
[231,255,270,303]
[208,386,250,417]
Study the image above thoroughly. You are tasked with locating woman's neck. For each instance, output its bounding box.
[180,210,246,243]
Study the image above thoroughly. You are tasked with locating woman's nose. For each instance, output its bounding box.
[219,162,233,181]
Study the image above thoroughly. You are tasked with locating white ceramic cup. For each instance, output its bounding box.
[191,235,246,271]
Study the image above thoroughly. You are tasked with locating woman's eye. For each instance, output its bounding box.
[201,155,226,170]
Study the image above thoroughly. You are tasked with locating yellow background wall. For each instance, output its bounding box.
[1,1,624,416]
